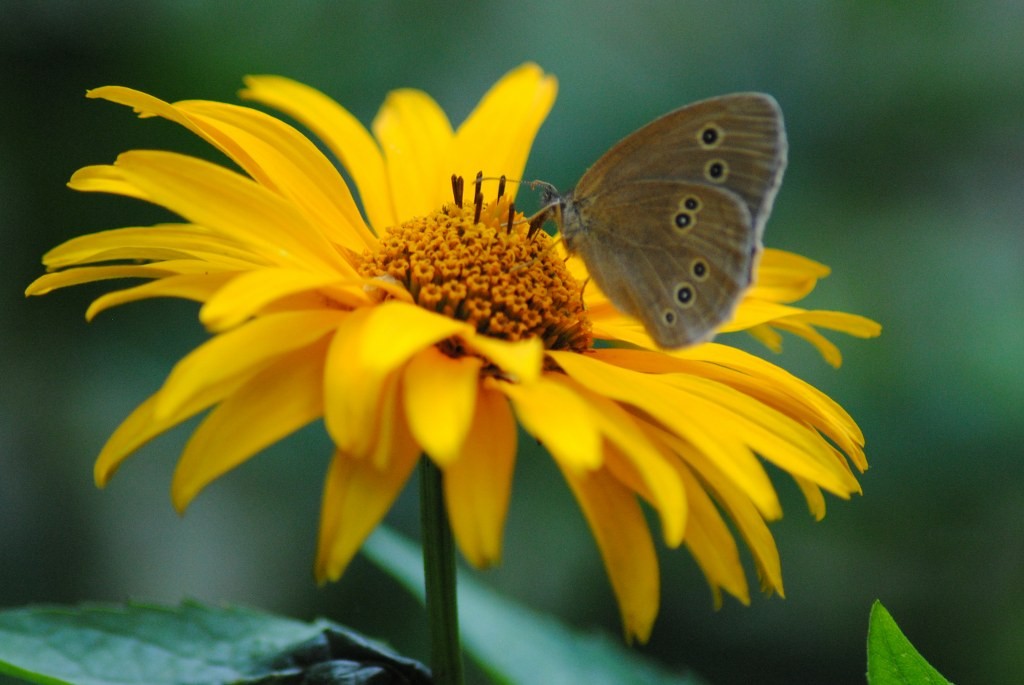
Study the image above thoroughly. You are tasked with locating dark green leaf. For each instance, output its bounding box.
[233,624,431,685]
[867,601,951,685]
[0,601,428,685]
[363,527,703,685]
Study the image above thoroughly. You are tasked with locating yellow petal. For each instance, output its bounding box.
[728,302,883,346]
[89,85,375,252]
[794,475,827,521]
[444,383,517,568]
[746,323,784,353]
[103,151,349,274]
[453,63,557,197]
[40,224,263,270]
[700,460,784,597]
[780,310,883,338]
[746,281,817,305]
[94,372,247,487]
[560,464,659,643]
[665,373,861,498]
[372,88,454,219]
[403,347,482,465]
[461,333,544,384]
[322,309,376,457]
[646,416,784,597]
[670,459,750,606]
[772,319,844,367]
[26,264,182,297]
[587,312,660,351]
[551,351,781,517]
[596,345,867,473]
[323,302,469,459]
[361,301,472,373]
[722,300,805,331]
[240,75,395,233]
[175,99,375,251]
[69,163,152,201]
[497,374,602,472]
[685,344,867,470]
[87,273,238,321]
[758,248,830,278]
[199,268,354,332]
[742,311,881,368]
[89,85,202,127]
[156,309,342,421]
[366,371,420,470]
[171,342,327,512]
[554,376,686,547]
[747,248,830,303]
[316,447,420,583]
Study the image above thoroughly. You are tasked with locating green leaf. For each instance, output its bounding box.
[867,600,952,685]
[363,526,704,685]
[0,601,429,685]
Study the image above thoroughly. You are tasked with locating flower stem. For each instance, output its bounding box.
[419,456,464,685]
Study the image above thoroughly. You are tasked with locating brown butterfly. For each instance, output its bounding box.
[531,93,787,348]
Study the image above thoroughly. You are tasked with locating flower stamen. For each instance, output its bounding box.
[450,174,465,209]
[359,177,592,353]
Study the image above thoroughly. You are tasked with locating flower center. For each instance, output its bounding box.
[358,177,592,353]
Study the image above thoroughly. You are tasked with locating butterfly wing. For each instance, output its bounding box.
[575,93,786,243]
[561,93,786,348]
[564,180,756,347]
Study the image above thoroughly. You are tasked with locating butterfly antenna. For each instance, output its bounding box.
[529,179,559,195]
[475,175,559,196]
[457,174,564,238]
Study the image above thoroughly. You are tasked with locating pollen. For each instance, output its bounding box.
[358,182,592,353]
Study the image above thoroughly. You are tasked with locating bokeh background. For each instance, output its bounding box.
[3,3,1023,684]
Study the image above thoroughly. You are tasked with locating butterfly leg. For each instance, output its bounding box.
[579,276,590,308]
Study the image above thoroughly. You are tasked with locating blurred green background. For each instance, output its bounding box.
[3,2,1023,684]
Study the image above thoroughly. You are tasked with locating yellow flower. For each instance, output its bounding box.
[27,63,880,643]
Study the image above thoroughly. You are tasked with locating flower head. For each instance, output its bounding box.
[28,64,879,642]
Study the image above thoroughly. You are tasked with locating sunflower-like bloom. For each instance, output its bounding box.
[27,64,879,642]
